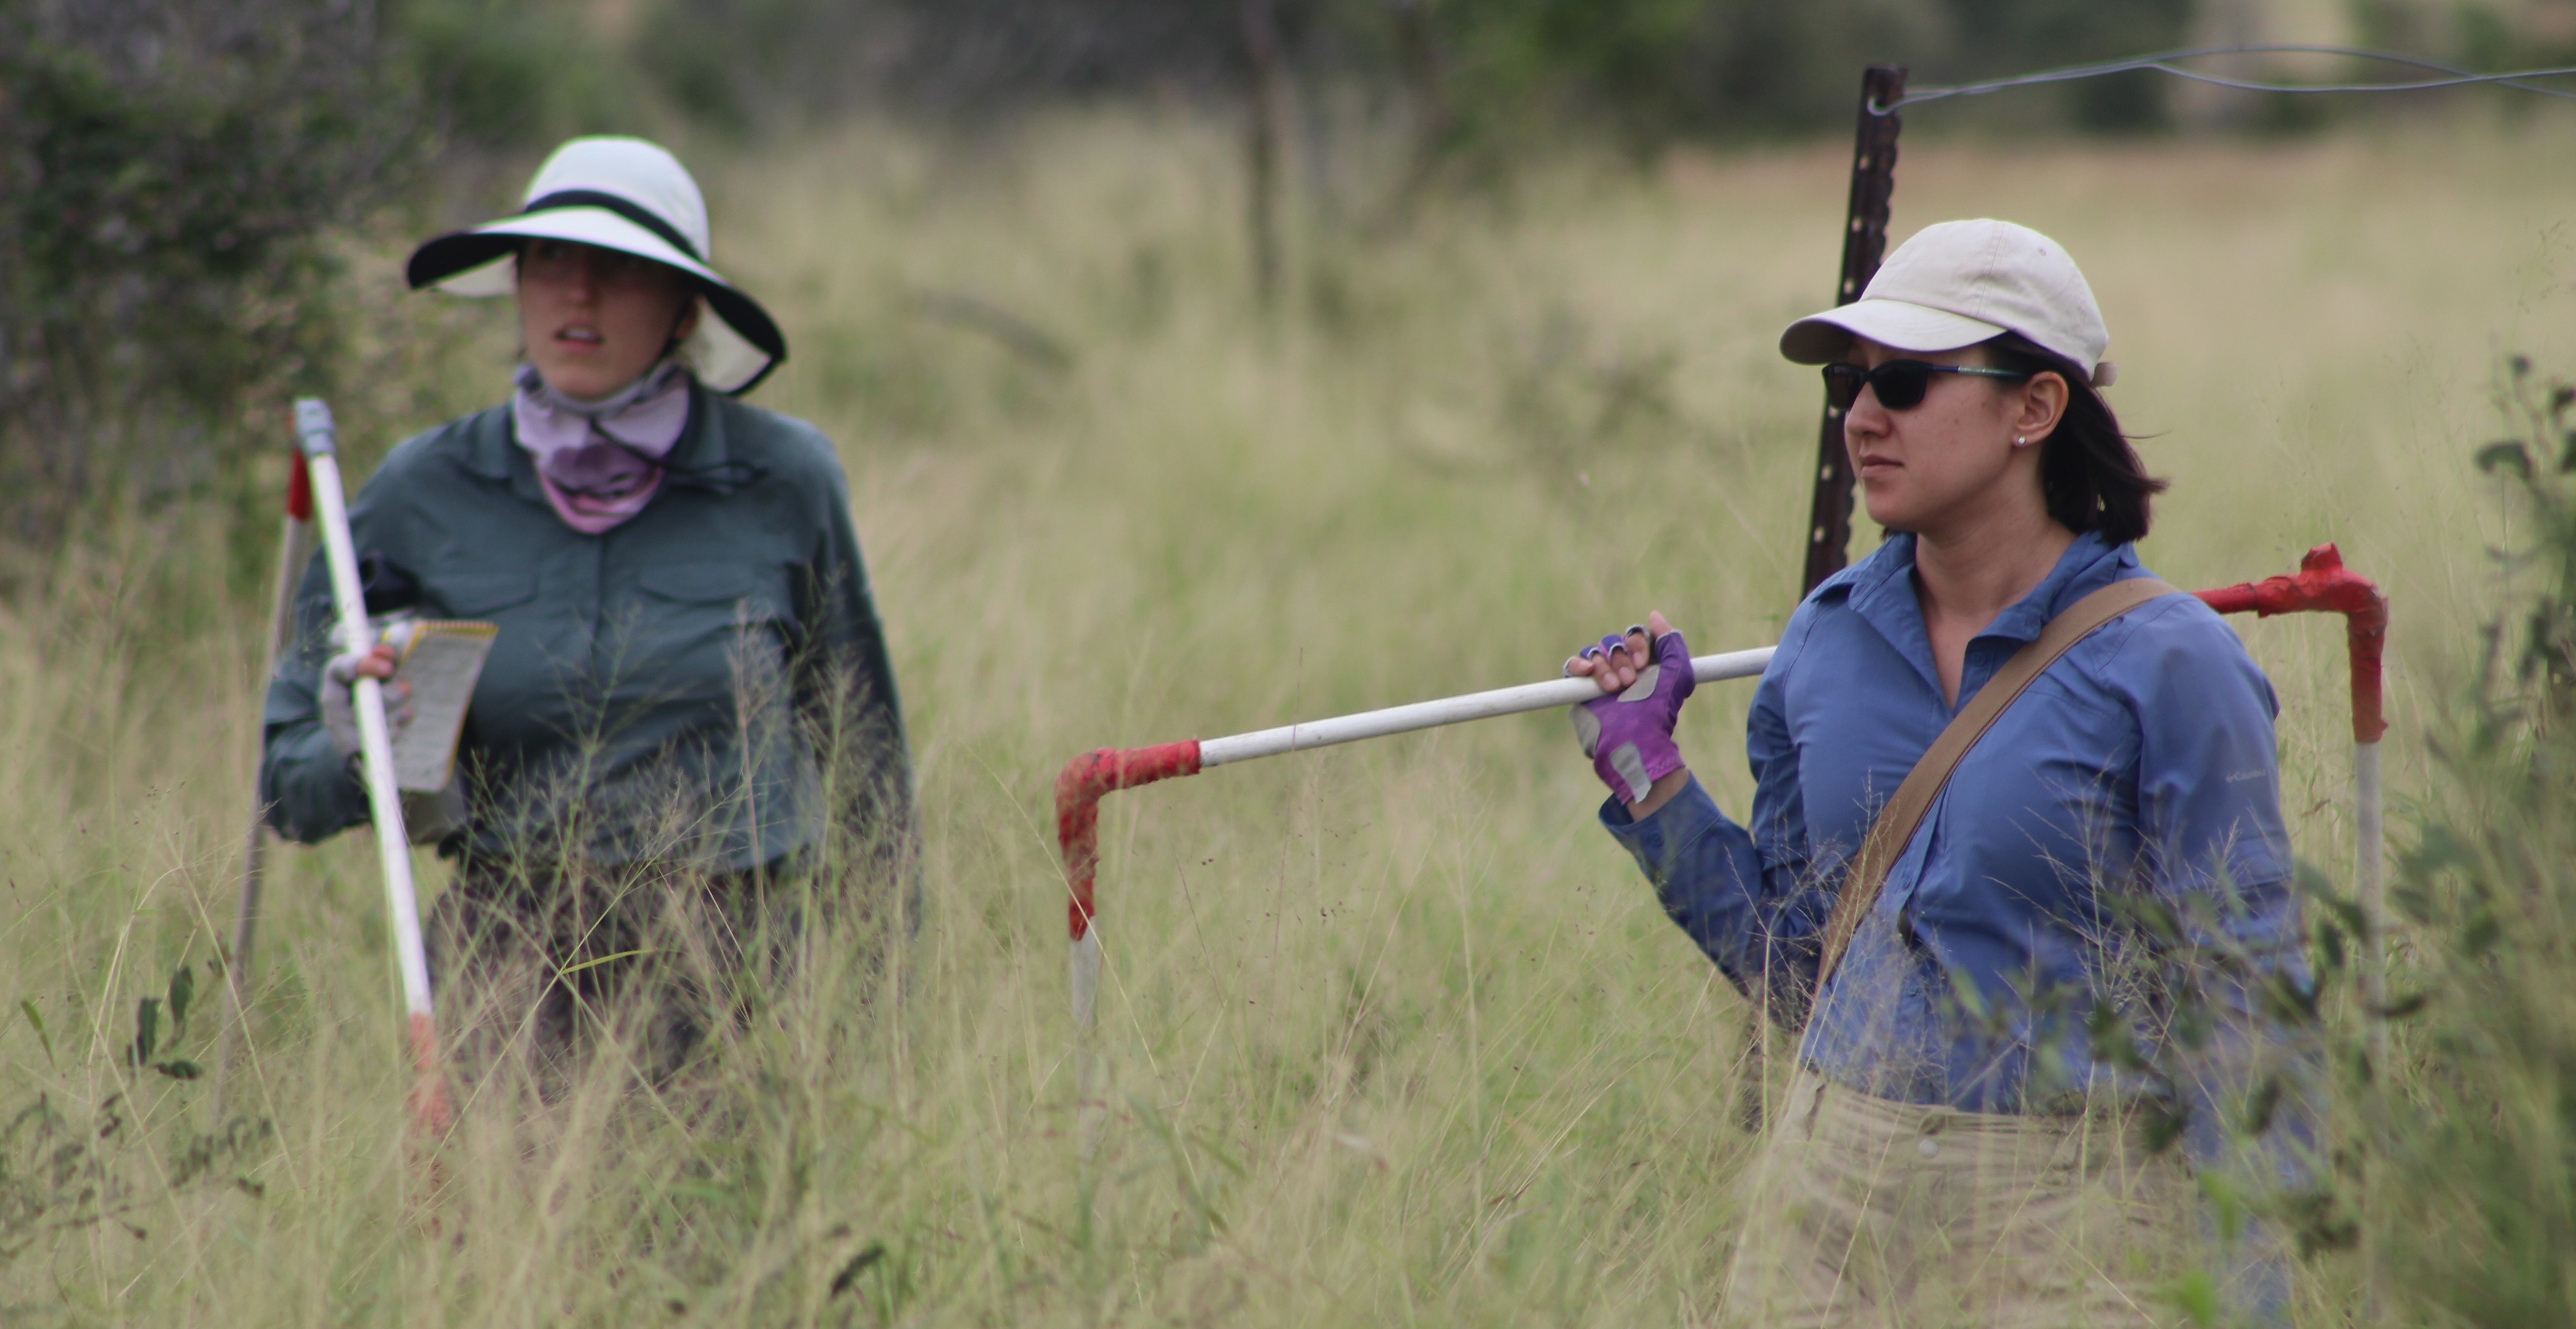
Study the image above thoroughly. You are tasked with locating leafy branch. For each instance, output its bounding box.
[2,961,270,1264]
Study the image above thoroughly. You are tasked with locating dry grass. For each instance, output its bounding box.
[4,111,2570,1324]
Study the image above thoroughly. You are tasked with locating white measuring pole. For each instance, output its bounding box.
[1072,929,1103,1155]
[293,399,450,1135]
[1198,646,1777,767]
[1066,644,1774,1156]
[2354,738,2386,1064]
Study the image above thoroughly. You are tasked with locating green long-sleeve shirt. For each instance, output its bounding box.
[260,384,912,874]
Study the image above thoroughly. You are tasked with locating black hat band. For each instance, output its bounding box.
[519,190,705,264]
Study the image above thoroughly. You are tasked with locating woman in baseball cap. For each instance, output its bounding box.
[1562,220,2308,1324]
[260,137,912,1094]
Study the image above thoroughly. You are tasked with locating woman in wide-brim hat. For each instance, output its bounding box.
[1557,219,2313,1324]
[261,136,913,1089]
[404,137,786,396]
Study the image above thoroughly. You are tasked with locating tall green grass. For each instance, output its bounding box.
[4,113,2574,1324]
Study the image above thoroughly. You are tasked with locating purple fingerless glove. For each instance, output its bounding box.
[1569,627,1694,806]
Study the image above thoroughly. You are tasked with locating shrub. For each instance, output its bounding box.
[2352,358,2576,1325]
[622,0,2195,144]
[0,0,416,546]
[0,0,630,555]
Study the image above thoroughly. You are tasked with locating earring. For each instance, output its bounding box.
[2013,436,2028,448]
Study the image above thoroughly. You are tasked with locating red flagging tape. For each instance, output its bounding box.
[286,449,315,523]
[1056,740,1202,939]
[2193,543,2389,744]
[407,1010,455,1137]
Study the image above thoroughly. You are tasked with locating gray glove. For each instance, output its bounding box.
[320,638,415,761]
[322,637,464,844]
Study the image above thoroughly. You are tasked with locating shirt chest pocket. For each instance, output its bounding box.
[626,562,798,702]
[414,571,550,743]
[425,571,540,620]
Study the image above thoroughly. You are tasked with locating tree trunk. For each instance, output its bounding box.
[1241,0,1285,309]
[1390,0,1451,193]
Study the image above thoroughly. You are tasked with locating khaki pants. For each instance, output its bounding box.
[1721,1069,2194,1329]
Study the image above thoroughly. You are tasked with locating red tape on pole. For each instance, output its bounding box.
[1056,740,1202,939]
[408,1011,455,1137]
[2192,543,2388,744]
[286,448,315,522]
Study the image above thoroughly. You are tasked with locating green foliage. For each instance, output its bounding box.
[1399,0,2194,145]
[0,1,415,545]
[2159,1267,2221,1326]
[395,0,634,148]
[621,0,2197,146]
[15,1003,50,1069]
[2474,358,2576,722]
[122,967,206,1081]
[0,0,630,554]
[2352,0,2576,133]
[1937,0,2196,130]
[1422,0,1935,151]
[2342,355,2576,1326]
[2,965,269,1264]
[635,0,875,133]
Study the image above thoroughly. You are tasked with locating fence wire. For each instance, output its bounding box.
[1877,45,2576,113]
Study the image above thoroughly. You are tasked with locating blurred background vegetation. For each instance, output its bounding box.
[10,0,2576,561]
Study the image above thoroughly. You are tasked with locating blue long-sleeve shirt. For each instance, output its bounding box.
[1603,532,2311,1138]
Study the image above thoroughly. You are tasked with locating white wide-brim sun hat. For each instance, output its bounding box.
[1779,218,2117,389]
[406,136,786,395]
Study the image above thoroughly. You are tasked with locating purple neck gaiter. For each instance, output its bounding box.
[510,360,692,534]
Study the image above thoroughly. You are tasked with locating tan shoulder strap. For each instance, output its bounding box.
[1809,576,2179,992]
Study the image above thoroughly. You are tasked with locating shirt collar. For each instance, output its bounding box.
[1832,529,2134,629]
[1819,529,2139,700]
[1979,531,2138,645]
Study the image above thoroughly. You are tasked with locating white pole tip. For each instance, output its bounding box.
[293,399,336,457]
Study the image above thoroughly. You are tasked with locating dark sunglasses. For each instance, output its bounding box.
[1821,359,2032,412]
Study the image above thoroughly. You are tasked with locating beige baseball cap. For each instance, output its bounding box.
[1779,218,2116,388]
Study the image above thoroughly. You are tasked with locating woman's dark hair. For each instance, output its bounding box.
[1979,332,2166,545]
